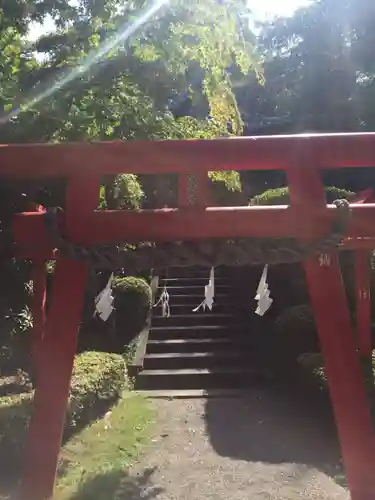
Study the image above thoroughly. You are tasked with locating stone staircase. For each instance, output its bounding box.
[135,267,265,396]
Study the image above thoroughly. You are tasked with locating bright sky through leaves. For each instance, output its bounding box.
[248,0,311,21]
[29,0,311,40]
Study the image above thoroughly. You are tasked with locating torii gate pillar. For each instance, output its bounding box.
[19,176,101,499]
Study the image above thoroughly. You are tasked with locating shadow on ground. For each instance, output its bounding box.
[205,380,346,487]
[68,467,163,500]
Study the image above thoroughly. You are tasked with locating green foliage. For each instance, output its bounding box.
[112,276,151,342]
[0,351,126,468]
[209,171,245,206]
[113,174,144,209]
[100,174,144,210]
[0,312,32,369]
[1,0,258,145]
[238,0,375,136]
[249,186,355,206]
[0,260,34,374]
[209,171,242,192]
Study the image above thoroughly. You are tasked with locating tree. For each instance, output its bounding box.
[238,0,375,133]
[2,0,257,142]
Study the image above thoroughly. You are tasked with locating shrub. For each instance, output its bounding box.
[0,351,126,470]
[275,304,319,358]
[249,186,355,206]
[0,315,34,376]
[0,259,34,373]
[0,392,33,470]
[112,276,152,344]
[298,351,375,404]
[66,351,127,431]
[297,353,326,384]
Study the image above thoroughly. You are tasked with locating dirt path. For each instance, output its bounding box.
[124,387,350,500]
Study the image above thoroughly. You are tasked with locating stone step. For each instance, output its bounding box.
[135,367,266,391]
[152,313,235,328]
[136,388,253,399]
[148,324,247,340]
[153,302,240,315]
[143,351,250,370]
[158,277,230,287]
[156,293,233,306]
[156,284,231,296]
[142,266,249,392]
[164,266,230,278]
[146,337,251,354]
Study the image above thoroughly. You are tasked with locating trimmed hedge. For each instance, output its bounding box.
[67,351,127,429]
[80,274,151,353]
[0,351,126,469]
[112,276,151,343]
[249,186,355,206]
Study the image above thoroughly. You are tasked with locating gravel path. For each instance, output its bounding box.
[124,388,350,500]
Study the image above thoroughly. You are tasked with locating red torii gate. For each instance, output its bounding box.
[1,133,375,499]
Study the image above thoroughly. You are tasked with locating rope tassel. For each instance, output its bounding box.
[193,267,215,312]
[154,284,170,318]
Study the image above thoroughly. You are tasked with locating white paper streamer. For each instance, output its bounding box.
[193,267,215,312]
[94,273,115,322]
[255,265,273,316]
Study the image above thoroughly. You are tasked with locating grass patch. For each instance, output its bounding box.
[0,351,127,498]
[55,393,155,500]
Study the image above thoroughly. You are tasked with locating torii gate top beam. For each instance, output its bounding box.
[1,132,375,178]
[2,132,375,253]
